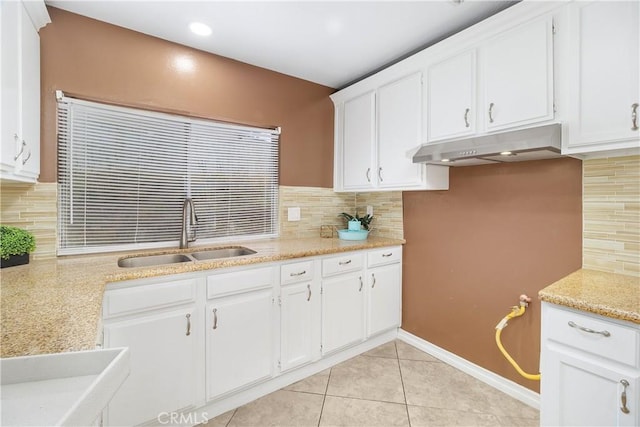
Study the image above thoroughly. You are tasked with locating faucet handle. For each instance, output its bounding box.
[188,225,197,242]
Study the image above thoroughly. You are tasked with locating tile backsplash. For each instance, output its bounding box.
[0,183,404,261]
[279,186,403,240]
[583,155,640,276]
[1,182,57,259]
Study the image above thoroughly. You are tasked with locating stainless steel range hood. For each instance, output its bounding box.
[412,124,562,167]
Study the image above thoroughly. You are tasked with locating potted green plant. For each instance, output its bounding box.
[1,225,36,268]
[339,212,374,231]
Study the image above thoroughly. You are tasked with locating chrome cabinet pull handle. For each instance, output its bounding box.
[307,284,312,302]
[358,276,363,292]
[464,108,470,128]
[567,321,610,337]
[620,379,630,414]
[14,139,26,161]
[185,313,191,336]
[22,150,31,165]
[339,259,352,265]
[212,308,218,330]
[290,270,306,277]
[371,273,376,288]
[378,167,383,182]
[632,103,639,131]
[488,103,495,123]
[382,253,392,258]
[366,168,371,182]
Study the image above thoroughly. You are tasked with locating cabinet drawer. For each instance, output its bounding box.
[207,266,274,298]
[322,253,364,277]
[368,246,402,267]
[103,278,197,319]
[544,305,639,368]
[281,261,314,285]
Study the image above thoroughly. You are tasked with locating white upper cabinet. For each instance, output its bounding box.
[0,0,49,183]
[333,72,449,192]
[427,50,477,142]
[482,18,554,131]
[342,92,375,190]
[377,72,425,189]
[0,1,20,177]
[564,1,640,156]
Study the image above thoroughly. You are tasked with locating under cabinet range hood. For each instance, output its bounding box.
[412,124,562,167]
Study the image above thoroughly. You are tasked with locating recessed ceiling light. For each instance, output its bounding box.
[500,151,514,156]
[441,159,450,163]
[189,22,212,36]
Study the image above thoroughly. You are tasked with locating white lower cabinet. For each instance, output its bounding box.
[102,278,201,427]
[102,246,402,425]
[206,288,274,400]
[366,263,401,337]
[321,247,402,355]
[204,266,276,401]
[280,260,320,371]
[321,272,366,355]
[366,247,402,338]
[541,303,640,426]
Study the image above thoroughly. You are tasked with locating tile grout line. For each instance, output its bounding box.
[396,342,412,427]
[223,408,237,427]
[317,368,332,427]
[323,393,407,406]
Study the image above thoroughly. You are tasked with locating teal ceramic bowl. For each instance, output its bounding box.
[337,229,369,241]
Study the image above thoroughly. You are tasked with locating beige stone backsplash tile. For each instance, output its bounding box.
[279,186,403,240]
[583,155,639,277]
[1,182,57,260]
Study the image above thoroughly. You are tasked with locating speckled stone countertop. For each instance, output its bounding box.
[539,269,640,324]
[0,236,404,358]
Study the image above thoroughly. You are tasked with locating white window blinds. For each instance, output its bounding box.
[57,94,279,255]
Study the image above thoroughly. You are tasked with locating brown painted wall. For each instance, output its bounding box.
[39,7,335,186]
[402,158,583,392]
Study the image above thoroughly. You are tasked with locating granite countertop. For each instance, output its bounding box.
[539,269,640,324]
[0,236,404,358]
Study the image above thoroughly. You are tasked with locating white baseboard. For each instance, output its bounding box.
[397,329,540,410]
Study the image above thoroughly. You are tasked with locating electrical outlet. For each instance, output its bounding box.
[287,207,301,221]
[366,205,374,216]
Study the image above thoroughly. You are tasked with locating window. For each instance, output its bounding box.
[57,94,279,255]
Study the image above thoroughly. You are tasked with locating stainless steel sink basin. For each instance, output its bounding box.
[191,247,256,261]
[118,254,192,268]
[117,246,257,267]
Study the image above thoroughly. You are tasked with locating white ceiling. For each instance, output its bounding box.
[45,0,516,89]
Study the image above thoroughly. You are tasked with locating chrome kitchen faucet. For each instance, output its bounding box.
[180,198,199,249]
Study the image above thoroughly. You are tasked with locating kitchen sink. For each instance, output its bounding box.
[117,247,257,267]
[190,247,256,261]
[117,254,192,268]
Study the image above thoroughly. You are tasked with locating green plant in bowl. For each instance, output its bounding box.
[339,212,374,231]
[1,225,36,268]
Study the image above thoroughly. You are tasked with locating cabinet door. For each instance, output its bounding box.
[206,289,274,400]
[1,0,19,174]
[541,347,640,426]
[280,281,318,371]
[567,1,640,150]
[17,2,40,178]
[377,72,424,188]
[483,18,554,131]
[321,273,365,355]
[104,307,199,426]
[366,263,401,337]
[428,51,476,141]
[342,91,375,190]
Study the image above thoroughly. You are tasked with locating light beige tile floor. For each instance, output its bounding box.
[205,340,538,427]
